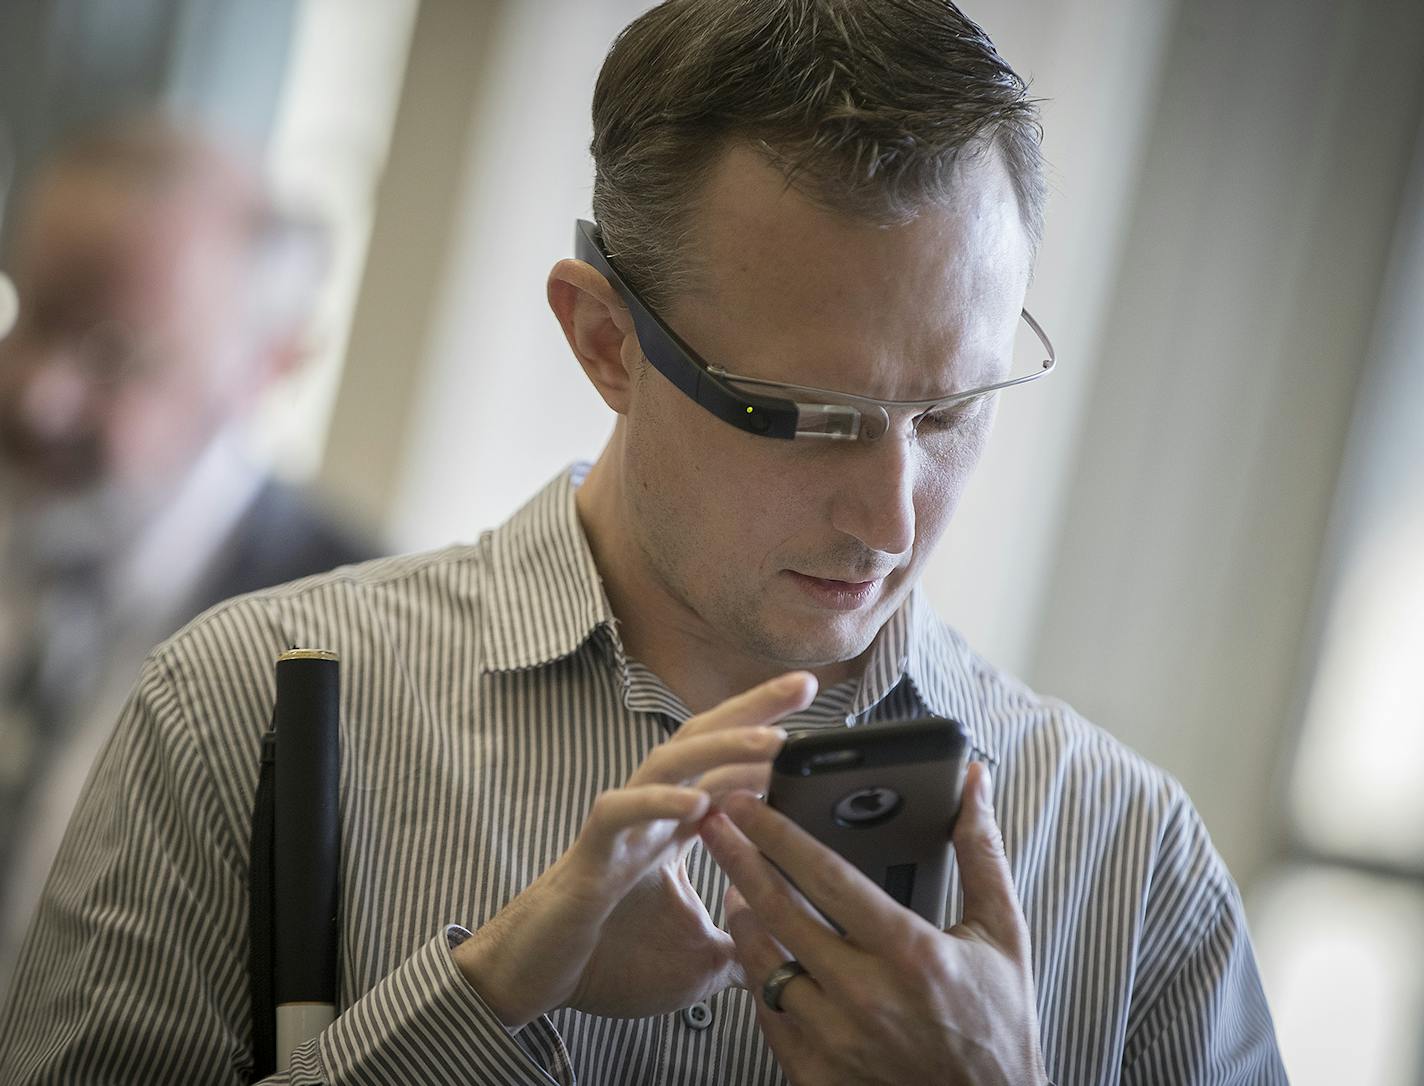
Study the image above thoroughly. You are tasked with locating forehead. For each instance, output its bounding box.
[17,172,247,322]
[671,143,1032,398]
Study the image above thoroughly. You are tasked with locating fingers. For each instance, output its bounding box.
[678,671,817,739]
[724,884,826,1018]
[952,762,1030,955]
[695,762,772,802]
[627,671,814,791]
[712,790,914,953]
[699,805,849,978]
[629,727,786,790]
[724,882,854,1079]
[577,784,710,866]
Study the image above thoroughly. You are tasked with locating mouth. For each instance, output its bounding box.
[784,571,888,611]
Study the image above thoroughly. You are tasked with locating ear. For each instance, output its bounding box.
[547,258,639,415]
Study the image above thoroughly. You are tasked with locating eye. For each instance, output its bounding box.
[914,396,984,436]
[916,410,960,433]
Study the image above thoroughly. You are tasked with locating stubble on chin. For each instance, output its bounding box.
[707,569,897,671]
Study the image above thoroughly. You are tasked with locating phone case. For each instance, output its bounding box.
[766,717,969,929]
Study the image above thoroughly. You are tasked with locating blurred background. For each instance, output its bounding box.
[0,0,1420,1081]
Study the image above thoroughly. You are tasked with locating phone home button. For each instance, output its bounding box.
[681,1001,713,1030]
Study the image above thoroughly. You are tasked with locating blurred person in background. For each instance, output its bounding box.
[0,116,378,985]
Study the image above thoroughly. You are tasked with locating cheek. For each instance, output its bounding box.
[912,463,959,550]
[912,416,995,546]
[740,470,821,578]
[626,380,710,503]
[626,388,821,570]
[105,379,218,483]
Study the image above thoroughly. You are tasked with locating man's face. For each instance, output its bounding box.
[0,173,255,506]
[620,144,1033,670]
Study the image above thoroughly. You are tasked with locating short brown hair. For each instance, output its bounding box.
[591,0,1045,309]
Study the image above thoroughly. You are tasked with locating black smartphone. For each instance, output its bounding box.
[765,717,969,929]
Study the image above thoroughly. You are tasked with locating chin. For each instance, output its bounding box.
[747,611,882,669]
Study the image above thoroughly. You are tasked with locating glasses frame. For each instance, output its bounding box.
[574,218,1056,442]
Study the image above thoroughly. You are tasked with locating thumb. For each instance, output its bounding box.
[952,761,1028,953]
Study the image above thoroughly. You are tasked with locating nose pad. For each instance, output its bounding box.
[857,406,890,442]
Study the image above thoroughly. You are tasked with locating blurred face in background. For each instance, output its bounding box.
[0,164,268,552]
[617,143,1033,672]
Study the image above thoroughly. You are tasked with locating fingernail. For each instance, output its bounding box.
[770,726,788,742]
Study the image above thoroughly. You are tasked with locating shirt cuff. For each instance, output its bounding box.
[282,926,574,1086]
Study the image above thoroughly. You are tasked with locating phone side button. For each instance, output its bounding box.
[681,1001,714,1030]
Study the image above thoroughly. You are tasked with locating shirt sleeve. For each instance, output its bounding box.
[1121,796,1289,1085]
[0,651,574,1086]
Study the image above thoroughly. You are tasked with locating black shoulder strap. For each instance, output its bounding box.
[248,728,277,1082]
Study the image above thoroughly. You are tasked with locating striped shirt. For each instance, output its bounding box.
[0,465,1286,1085]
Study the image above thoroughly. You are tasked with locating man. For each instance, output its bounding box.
[0,118,377,986]
[0,4,1287,1084]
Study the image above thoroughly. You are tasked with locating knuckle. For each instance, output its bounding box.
[908,924,946,958]
[970,825,1007,862]
[742,728,773,755]
[904,937,953,991]
[890,918,934,959]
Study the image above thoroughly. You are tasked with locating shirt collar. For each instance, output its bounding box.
[479,464,615,672]
[479,465,1000,765]
[902,592,1002,765]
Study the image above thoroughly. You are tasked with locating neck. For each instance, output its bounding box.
[574,440,867,716]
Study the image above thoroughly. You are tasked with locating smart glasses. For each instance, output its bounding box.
[575,219,1056,442]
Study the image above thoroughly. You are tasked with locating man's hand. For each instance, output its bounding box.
[698,761,1048,1086]
[452,671,815,1028]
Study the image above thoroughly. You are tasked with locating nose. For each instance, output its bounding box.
[829,430,917,558]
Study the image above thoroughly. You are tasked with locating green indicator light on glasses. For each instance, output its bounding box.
[746,406,755,414]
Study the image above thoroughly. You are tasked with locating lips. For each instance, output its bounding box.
[798,575,878,590]
[784,570,889,611]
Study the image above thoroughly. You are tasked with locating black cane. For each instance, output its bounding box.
[249,648,341,1077]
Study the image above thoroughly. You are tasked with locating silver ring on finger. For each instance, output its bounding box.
[761,959,810,1013]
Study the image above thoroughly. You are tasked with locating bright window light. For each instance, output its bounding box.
[1289,510,1424,868]
[1251,864,1424,1086]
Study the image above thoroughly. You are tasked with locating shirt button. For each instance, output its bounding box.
[681,1001,713,1030]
